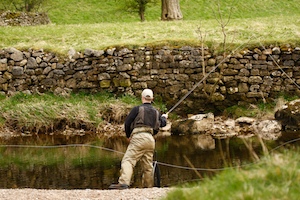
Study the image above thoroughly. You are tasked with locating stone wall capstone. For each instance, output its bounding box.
[1,45,300,114]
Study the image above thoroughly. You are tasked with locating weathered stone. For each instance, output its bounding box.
[27,57,38,68]
[283,60,295,66]
[238,83,249,93]
[171,113,214,135]
[207,58,216,66]
[248,76,263,84]
[275,99,300,130]
[117,64,132,72]
[211,92,225,101]
[77,81,98,88]
[0,63,8,71]
[12,66,24,76]
[223,69,238,75]
[272,47,281,55]
[98,73,110,80]
[11,49,23,61]
[19,59,27,67]
[0,77,7,84]
[43,67,52,75]
[252,120,282,140]
[41,78,56,87]
[53,69,65,75]
[66,78,77,88]
[100,80,111,88]
[119,79,131,87]
[3,72,12,80]
[106,48,116,56]
[246,92,262,98]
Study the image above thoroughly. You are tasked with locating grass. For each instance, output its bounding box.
[164,148,300,200]
[0,0,300,54]
[0,91,167,133]
[222,94,300,119]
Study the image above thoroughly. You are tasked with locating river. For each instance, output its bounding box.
[0,131,299,189]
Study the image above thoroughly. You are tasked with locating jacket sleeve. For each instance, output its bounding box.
[124,106,139,138]
[153,113,167,135]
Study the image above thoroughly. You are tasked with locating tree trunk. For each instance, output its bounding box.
[139,4,146,22]
[161,0,183,21]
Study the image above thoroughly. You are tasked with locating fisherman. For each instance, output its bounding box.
[109,88,168,189]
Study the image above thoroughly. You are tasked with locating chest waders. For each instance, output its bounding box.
[153,151,161,187]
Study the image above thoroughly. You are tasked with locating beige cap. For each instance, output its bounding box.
[141,89,153,100]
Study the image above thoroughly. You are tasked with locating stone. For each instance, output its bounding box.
[98,73,111,80]
[252,120,282,140]
[272,47,281,55]
[11,49,23,61]
[100,80,111,88]
[27,57,38,68]
[275,99,300,130]
[12,66,24,76]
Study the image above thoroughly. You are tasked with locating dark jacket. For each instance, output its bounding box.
[124,103,167,138]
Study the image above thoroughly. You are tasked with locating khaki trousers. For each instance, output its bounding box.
[118,132,155,187]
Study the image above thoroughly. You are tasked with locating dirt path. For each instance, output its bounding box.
[0,188,173,200]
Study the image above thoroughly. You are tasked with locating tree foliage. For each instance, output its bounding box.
[122,0,159,22]
[0,0,47,12]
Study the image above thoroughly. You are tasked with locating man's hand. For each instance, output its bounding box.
[162,113,168,119]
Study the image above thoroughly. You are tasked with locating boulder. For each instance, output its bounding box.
[171,113,214,135]
[275,99,300,130]
[171,114,281,140]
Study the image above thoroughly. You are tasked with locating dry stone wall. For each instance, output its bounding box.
[0,11,50,26]
[1,46,300,114]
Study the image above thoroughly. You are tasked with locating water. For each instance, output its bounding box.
[0,132,299,189]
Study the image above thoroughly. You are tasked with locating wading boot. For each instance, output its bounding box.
[108,183,129,190]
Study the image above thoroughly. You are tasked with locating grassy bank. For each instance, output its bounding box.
[1,16,300,54]
[12,0,300,24]
[0,1,300,54]
[0,92,167,135]
[164,148,300,200]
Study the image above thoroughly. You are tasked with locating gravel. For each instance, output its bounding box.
[0,188,173,200]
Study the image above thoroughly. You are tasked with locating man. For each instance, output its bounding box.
[109,89,168,189]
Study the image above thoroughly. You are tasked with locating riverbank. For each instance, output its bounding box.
[0,188,173,200]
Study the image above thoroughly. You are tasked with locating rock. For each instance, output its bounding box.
[275,99,300,130]
[10,49,23,62]
[171,114,282,140]
[210,118,237,139]
[12,66,24,76]
[252,120,282,140]
[171,113,214,135]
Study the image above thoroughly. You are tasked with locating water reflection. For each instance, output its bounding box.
[0,132,299,189]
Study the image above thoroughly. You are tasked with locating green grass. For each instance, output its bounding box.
[35,0,300,24]
[0,0,300,54]
[0,92,166,132]
[164,148,300,200]
[0,92,118,131]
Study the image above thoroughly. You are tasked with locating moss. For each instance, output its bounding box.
[5,11,21,19]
